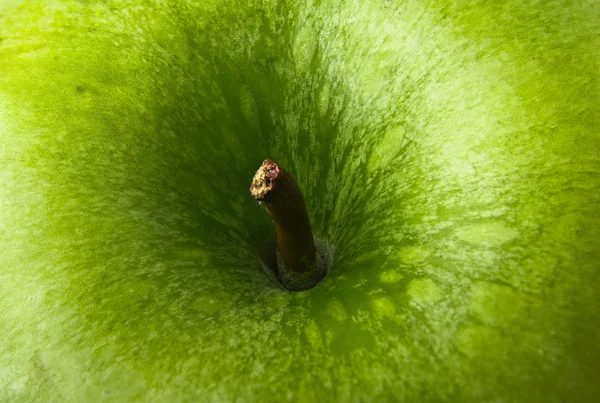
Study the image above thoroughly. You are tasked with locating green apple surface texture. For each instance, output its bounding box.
[1,0,598,401]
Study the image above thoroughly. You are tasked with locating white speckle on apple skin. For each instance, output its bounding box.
[455,221,519,247]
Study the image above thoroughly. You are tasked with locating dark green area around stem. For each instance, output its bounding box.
[1,0,599,401]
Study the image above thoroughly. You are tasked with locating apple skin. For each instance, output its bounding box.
[1,0,598,401]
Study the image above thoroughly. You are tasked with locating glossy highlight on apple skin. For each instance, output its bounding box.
[1,0,599,401]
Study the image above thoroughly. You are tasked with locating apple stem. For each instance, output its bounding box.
[250,159,325,291]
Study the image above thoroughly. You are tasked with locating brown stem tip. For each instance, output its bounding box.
[250,159,325,291]
[250,159,281,201]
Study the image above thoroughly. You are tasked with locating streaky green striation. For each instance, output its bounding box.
[1,0,599,401]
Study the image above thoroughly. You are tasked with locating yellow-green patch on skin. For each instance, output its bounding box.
[456,221,519,247]
[379,269,404,284]
[407,278,442,306]
[454,326,507,360]
[269,292,291,310]
[193,292,233,316]
[469,282,522,328]
[239,85,260,131]
[398,246,432,265]
[326,299,347,321]
[318,83,330,117]
[371,296,396,318]
[293,20,317,74]
[304,320,323,349]
[368,125,407,173]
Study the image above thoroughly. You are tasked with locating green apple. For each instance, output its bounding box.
[1,0,599,401]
